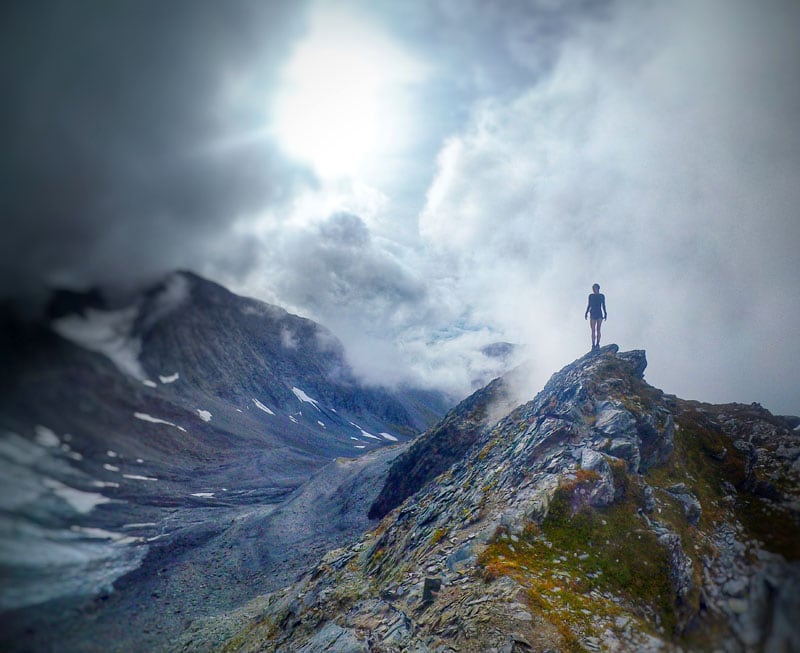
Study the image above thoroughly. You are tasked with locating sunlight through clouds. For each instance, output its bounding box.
[271,2,428,180]
[5,0,800,413]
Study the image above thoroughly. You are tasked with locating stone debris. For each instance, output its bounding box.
[208,345,800,653]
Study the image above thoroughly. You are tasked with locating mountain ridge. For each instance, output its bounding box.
[200,344,800,652]
[0,270,450,645]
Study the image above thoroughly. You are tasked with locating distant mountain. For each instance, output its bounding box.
[205,345,800,652]
[0,271,449,618]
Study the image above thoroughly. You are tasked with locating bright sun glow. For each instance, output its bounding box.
[272,5,425,179]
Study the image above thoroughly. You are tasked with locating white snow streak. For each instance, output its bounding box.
[252,398,275,415]
[92,480,120,488]
[159,372,179,384]
[380,432,399,442]
[133,412,187,432]
[349,422,380,440]
[197,409,212,422]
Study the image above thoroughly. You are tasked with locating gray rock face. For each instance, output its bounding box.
[0,272,450,650]
[203,344,800,653]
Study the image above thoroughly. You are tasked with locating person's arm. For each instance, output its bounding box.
[602,296,607,320]
[585,295,590,319]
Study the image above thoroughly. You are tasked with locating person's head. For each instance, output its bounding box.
[592,283,600,293]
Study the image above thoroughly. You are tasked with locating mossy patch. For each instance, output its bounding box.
[430,527,448,546]
[735,494,800,560]
[478,476,679,640]
[649,404,800,560]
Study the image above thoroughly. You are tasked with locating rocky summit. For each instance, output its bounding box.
[191,345,800,652]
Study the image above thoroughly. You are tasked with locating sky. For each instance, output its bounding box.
[3,0,799,414]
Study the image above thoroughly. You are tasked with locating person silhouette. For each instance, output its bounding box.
[584,283,607,350]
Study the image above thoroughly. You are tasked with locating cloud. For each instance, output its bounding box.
[245,211,428,328]
[3,0,798,414]
[418,0,800,412]
[1,0,313,296]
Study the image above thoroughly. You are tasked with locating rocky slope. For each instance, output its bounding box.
[0,271,450,650]
[200,345,800,652]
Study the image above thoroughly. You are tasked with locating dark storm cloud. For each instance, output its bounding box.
[1,0,311,297]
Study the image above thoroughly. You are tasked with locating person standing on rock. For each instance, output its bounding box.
[585,283,607,350]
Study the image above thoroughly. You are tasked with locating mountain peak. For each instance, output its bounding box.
[211,344,800,652]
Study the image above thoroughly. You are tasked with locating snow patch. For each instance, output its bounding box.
[0,518,147,611]
[197,409,212,422]
[122,474,158,481]
[142,379,157,388]
[52,306,145,379]
[61,443,82,460]
[354,445,366,449]
[103,464,120,472]
[159,372,179,384]
[34,425,60,448]
[252,398,275,415]
[106,450,118,458]
[289,416,298,423]
[133,412,186,432]
[70,525,139,544]
[191,492,215,498]
[292,387,321,411]
[380,432,399,442]
[92,480,120,489]
[122,523,157,529]
[42,478,111,514]
[317,421,325,428]
[349,422,379,440]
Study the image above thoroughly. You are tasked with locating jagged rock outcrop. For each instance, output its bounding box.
[191,345,800,652]
[368,372,520,520]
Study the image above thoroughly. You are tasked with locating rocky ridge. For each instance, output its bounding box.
[196,345,800,652]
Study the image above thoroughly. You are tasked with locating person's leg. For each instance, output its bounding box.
[590,318,602,348]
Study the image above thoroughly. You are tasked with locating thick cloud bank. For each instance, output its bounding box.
[3,0,798,413]
[418,0,800,411]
